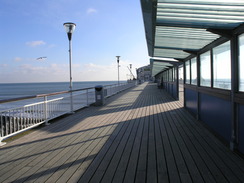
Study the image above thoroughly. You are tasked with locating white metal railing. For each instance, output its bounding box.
[103,81,136,98]
[0,81,136,144]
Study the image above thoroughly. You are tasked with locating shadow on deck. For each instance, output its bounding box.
[0,82,243,183]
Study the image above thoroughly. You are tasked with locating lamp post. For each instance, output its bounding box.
[116,56,120,86]
[130,64,132,80]
[63,22,76,113]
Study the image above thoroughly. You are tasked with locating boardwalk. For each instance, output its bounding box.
[0,83,244,183]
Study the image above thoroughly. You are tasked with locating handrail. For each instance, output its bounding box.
[0,83,122,104]
[0,81,136,145]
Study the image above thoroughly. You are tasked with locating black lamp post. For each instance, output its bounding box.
[116,56,120,86]
[63,22,76,113]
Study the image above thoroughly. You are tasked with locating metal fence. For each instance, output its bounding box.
[0,81,136,144]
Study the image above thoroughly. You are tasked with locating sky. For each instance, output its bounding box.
[0,0,149,83]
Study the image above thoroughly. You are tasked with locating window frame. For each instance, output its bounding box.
[200,51,211,87]
[212,41,231,90]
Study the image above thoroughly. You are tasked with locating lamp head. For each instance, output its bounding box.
[116,56,120,63]
[63,22,76,40]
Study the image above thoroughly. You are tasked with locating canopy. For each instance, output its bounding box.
[141,0,244,76]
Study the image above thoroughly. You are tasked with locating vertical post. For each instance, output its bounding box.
[44,96,49,125]
[64,22,76,113]
[118,61,119,86]
[0,115,3,138]
[197,54,200,120]
[0,113,6,145]
[118,63,119,86]
[230,35,238,151]
[69,39,74,113]
[210,49,214,88]
[116,56,120,86]
[176,65,179,100]
[183,62,186,108]
[86,89,89,106]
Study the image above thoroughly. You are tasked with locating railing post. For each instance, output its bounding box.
[0,115,6,146]
[70,91,74,113]
[86,89,89,106]
[44,96,50,125]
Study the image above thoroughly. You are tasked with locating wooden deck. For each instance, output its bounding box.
[0,82,244,183]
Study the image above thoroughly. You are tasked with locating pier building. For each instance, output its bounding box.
[141,0,244,155]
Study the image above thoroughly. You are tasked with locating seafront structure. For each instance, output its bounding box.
[141,0,244,155]
[0,82,136,145]
[136,65,152,83]
[0,82,243,182]
[0,1,244,182]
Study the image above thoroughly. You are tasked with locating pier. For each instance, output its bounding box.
[0,82,244,182]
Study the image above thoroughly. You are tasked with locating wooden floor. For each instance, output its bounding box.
[0,82,244,183]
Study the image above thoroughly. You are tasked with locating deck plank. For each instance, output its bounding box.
[146,96,157,183]
[172,101,244,182]
[0,82,243,183]
[100,96,144,183]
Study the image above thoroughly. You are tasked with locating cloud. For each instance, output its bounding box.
[0,64,8,68]
[48,44,56,48]
[0,61,138,83]
[26,40,46,47]
[14,57,22,62]
[87,8,97,14]
[81,62,134,81]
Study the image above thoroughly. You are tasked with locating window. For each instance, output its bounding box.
[165,71,168,82]
[185,60,190,84]
[169,69,173,82]
[239,34,244,92]
[191,58,197,85]
[213,41,231,90]
[200,51,211,87]
[179,66,184,82]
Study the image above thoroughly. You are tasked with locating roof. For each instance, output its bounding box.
[150,58,179,76]
[141,0,244,76]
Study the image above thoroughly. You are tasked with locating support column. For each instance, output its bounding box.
[176,65,179,100]
[230,35,239,151]
[183,62,186,108]
[197,55,200,120]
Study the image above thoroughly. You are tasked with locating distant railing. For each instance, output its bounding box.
[103,81,135,97]
[0,81,136,144]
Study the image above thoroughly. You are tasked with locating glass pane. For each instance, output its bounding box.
[239,34,244,92]
[200,51,211,87]
[185,61,190,84]
[169,69,172,82]
[191,58,197,85]
[213,41,231,90]
[179,66,184,84]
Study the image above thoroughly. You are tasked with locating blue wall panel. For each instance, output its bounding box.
[164,83,178,99]
[167,84,171,95]
[238,105,244,154]
[172,84,177,99]
[185,88,198,116]
[170,84,173,96]
[199,93,231,141]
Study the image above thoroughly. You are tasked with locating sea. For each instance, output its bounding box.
[0,81,122,100]
[0,81,124,111]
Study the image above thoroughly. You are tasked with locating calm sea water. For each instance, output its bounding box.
[0,81,126,111]
[0,81,122,100]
